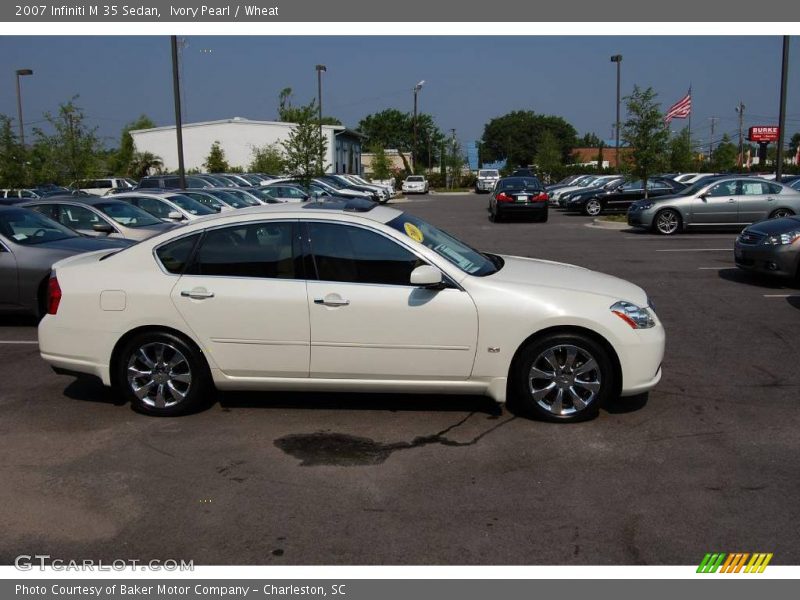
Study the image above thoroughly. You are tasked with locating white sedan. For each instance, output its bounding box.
[402,176,429,194]
[39,199,665,421]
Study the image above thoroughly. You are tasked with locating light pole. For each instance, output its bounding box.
[610,55,622,169]
[170,36,186,189]
[412,80,425,174]
[15,69,33,147]
[316,64,326,173]
[736,101,746,169]
[775,36,790,180]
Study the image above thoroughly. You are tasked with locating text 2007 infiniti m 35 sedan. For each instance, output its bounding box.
[39,198,665,421]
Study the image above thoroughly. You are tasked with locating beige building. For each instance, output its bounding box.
[361,149,409,176]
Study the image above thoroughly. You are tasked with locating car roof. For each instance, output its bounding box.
[22,195,126,206]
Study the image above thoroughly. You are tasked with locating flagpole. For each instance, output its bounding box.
[687,85,692,153]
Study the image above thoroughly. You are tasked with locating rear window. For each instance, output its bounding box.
[498,177,542,191]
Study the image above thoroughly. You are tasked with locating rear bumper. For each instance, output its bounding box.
[496,202,548,214]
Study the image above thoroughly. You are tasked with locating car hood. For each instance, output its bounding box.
[490,255,649,305]
[746,215,800,235]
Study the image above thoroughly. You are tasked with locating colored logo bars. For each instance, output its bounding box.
[697,552,773,573]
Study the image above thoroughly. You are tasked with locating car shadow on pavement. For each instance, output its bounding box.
[718,268,800,290]
[604,392,649,414]
[216,390,502,416]
[0,315,40,328]
[787,297,800,311]
[62,377,126,406]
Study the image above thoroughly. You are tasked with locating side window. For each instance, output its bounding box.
[20,190,36,198]
[139,179,158,189]
[187,222,298,279]
[741,181,767,196]
[768,183,783,194]
[57,205,102,229]
[308,222,425,286]
[27,204,56,220]
[707,181,738,197]
[97,179,112,188]
[136,197,172,219]
[155,234,200,274]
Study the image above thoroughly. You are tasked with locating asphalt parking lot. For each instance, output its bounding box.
[1,193,799,566]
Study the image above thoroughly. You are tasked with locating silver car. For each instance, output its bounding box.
[21,197,176,241]
[0,206,131,316]
[627,177,800,235]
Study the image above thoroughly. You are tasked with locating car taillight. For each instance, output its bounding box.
[496,192,513,203]
[47,275,62,315]
[534,192,549,202]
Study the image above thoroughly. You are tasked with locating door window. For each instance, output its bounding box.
[156,234,200,274]
[741,181,768,195]
[307,222,425,286]
[707,181,739,197]
[187,222,298,279]
[57,205,102,229]
[135,197,173,219]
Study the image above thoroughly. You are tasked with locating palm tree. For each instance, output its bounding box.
[128,151,163,179]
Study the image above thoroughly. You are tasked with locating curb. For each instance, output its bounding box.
[589,218,631,230]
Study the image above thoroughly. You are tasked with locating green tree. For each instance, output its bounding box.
[249,143,285,174]
[668,127,694,172]
[128,151,163,179]
[203,141,230,172]
[621,86,669,198]
[790,132,800,150]
[711,134,738,172]
[0,115,28,187]
[278,87,341,125]
[481,110,577,168]
[579,132,602,147]
[357,109,443,172]
[534,131,563,180]
[368,144,392,180]
[110,115,156,175]
[282,100,328,184]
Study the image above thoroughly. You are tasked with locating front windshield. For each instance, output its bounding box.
[205,189,255,207]
[677,177,721,196]
[239,189,273,205]
[387,213,499,277]
[406,176,425,182]
[96,202,163,227]
[167,194,216,215]
[0,208,77,245]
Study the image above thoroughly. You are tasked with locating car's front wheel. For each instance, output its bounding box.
[653,208,682,235]
[770,208,794,219]
[584,199,603,216]
[115,331,212,416]
[510,333,613,422]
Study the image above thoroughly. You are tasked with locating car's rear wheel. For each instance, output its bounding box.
[653,209,682,235]
[770,208,794,219]
[115,331,211,416]
[584,199,603,216]
[490,205,502,222]
[510,333,613,422]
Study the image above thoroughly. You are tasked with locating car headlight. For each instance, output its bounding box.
[610,300,656,329]
[762,231,800,245]
[638,202,654,210]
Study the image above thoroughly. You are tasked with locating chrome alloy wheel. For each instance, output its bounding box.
[528,344,602,416]
[585,199,602,216]
[655,210,680,234]
[126,342,192,409]
[772,208,792,218]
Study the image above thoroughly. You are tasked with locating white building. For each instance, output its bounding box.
[129,117,363,174]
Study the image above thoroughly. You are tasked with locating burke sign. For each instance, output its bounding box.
[748,126,779,143]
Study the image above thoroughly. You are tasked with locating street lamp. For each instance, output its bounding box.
[15,69,33,147]
[316,64,327,172]
[413,80,425,173]
[610,55,622,168]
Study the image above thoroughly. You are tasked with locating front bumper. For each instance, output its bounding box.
[626,208,654,228]
[734,241,799,278]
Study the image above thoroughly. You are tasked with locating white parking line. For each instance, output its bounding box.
[656,248,730,252]
[0,340,38,345]
[763,294,800,298]
[697,266,730,270]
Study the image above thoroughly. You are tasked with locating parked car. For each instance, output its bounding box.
[489,176,548,222]
[20,197,176,241]
[112,191,217,223]
[511,168,536,177]
[557,176,625,208]
[475,169,501,193]
[566,177,686,216]
[402,175,429,194]
[317,174,385,202]
[0,206,131,316]
[138,175,215,190]
[673,172,716,184]
[71,177,137,196]
[628,177,800,235]
[183,189,259,210]
[39,198,664,421]
[548,176,608,202]
[262,183,311,203]
[734,215,800,279]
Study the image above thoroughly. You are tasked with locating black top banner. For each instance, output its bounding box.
[3,0,800,22]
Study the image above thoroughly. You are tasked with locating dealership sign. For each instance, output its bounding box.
[748,126,779,142]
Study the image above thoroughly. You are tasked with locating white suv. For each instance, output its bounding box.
[402,175,429,194]
[475,169,500,193]
[72,178,138,196]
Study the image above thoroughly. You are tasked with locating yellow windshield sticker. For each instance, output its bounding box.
[404,222,424,243]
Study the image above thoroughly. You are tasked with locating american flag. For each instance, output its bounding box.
[664,90,692,124]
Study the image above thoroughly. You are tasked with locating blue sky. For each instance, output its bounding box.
[1,36,798,150]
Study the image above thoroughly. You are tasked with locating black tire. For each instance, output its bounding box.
[770,208,795,219]
[583,198,603,216]
[538,212,549,223]
[490,206,502,222]
[114,331,212,416]
[652,208,682,235]
[508,332,614,422]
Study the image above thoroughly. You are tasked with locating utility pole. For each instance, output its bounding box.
[610,55,622,169]
[170,36,186,189]
[735,101,746,169]
[15,69,33,148]
[316,65,326,174]
[775,36,790,180]
[449,128,456,189]
[412,80,425,174]
[708,116,717,161]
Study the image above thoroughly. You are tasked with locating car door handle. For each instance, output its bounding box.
[767,197,775,201]
[728,198,736,203]
[181,289,215,300]
[314,296,350,307]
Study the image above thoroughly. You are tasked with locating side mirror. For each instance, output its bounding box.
[699,193,708,201]
[91,222,115,234]
[410,265,445,289]
[167,210,184,220]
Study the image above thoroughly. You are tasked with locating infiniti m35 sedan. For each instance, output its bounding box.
[39,199,665,421]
